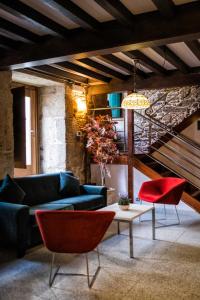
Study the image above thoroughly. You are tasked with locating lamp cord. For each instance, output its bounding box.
[133,60,136,93]
[132,59,139,93]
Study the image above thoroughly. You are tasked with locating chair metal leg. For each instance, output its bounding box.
[48,249,101,288]
[139,199,142,222]
[49,253,60,287]
[175,205,180,225]
[156,205,181,228]
[139,201,167,222]
[85,247,101,288]
[164,204,167,219]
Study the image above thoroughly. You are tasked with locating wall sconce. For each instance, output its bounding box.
[76,95,87,112]
[72,87,87,113]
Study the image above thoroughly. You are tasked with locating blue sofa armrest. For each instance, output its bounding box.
[81,185,107,207]
[0,202,29,257]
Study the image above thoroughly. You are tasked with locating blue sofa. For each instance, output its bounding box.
[0,172,107,257]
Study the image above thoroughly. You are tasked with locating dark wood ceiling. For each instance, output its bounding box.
[0,0,199,86]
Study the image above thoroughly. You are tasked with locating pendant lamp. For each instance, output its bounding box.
[121,59,150,110]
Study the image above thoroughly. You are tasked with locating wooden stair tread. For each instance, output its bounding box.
[115,155,200,212]
[150,107,200,153]
[160,170,173,177]
[134,156,200,213]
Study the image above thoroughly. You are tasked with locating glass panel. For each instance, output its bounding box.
[25,96,31,165]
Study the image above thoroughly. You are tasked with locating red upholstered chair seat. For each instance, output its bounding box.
[138,177,187,227]
[36,210,115,288]
[139,177,187,205]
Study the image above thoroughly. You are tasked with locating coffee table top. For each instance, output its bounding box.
[99,203,154,221]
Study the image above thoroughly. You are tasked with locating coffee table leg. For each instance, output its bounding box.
[129,221,134,258]
[152,207,156,240]
[117,221,120,234]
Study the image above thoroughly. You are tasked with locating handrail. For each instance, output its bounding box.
[135,120,200,168]
[134,110,200,153]
[145,90,172,117]
[150,145,200,185]
[155,139,200,172]
[134,122,200,172]
[145,100,200,151]
[145,93,168,117]
[143,153,200,191]
[134,110,200,189]
[170,139,200,161]
[174,131,200,150]
[88,107,200,153]
[88,106,200,189]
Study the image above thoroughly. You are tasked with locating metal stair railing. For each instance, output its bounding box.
[134,110,200,190]
[145,93,200,152]
[135,110,200,153]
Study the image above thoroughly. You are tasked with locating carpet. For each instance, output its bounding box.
[0,217,200,300]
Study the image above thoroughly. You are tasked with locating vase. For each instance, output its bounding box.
[99,163,106,186]
[118,204,130,210]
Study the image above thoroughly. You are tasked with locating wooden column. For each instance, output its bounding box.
[128,109,134,202]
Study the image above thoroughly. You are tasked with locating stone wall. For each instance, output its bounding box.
[39,83,87,182]
[0,71,14,179]
[39,85,66,173]
[65,85,87,183]
[134,85,200,153]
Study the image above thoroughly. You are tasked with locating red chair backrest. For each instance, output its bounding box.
[36,210,115,253]
[139,177,187,205]
[157,178,187,204]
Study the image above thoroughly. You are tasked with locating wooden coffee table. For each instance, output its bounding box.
[99,203,155,258]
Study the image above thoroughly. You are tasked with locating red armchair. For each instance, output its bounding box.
[138,177,187,226]
[36,210,115,288]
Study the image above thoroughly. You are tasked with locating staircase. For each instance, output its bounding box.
[117,87,200,212]
[134,154,200,212]
[133,109,200,212]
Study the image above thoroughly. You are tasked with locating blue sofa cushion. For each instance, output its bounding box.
[0,174,26,204]
[14,172,73,206]
[50,195,104,210]
[29,203,74,226]
[60,172,80,197]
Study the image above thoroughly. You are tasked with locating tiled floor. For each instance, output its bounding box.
[0,206,200,300]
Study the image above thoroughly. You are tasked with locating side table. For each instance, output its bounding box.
[107,188,117,205]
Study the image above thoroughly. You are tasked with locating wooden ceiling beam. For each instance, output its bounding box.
[78,58,129,80]
[56,61,111,82]
[88,68,200,95]
[0,0,70,37]
[94,0,134,28]
[124,50,166,74]
[185,40,200,61]
[0,1,200,69]
[0,17,39,43]
[44,0,100,30]
[0,35,23,49]
[30,65,88,84]
[152,0,175,18]
[152,45,190,73]
[17,69,66,84]
[100,54,148,78]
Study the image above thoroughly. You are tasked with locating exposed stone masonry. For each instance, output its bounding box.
[0,71,14,179]
[65,85,87,183]
[39,85,66,173]
[134,85,200,153]
[37,84,87,182]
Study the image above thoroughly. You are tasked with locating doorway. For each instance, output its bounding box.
[12,86,39,177]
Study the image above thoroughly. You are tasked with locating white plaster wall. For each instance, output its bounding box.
[91,164,149,200]
[91,164,193,211]
[153,119,200,188]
